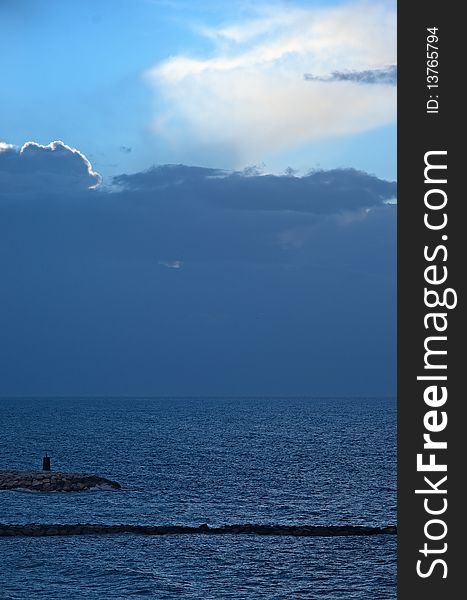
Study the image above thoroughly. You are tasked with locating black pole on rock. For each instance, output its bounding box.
[42,453,51,471]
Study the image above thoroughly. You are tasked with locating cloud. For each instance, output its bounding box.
[304,65,397,85]
[0,146,395,396]
[145,1,396,166]
[0,140,101,195]
[113,164,228,190]
[158,259,183,269]
[0,142,16,152]
[114,164,396,215]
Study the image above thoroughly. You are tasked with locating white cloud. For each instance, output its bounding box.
[158,259,183,269]
[145,1,396,166]
[0,142,16,152]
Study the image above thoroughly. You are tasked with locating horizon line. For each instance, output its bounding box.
[0,395,396,400]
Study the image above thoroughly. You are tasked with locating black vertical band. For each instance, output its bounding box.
[398,2,462,597]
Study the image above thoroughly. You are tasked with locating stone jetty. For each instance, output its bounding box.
[0,523,396,538]
[0,471,121,492]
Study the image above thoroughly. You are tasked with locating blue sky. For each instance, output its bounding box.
[0,0,396,180]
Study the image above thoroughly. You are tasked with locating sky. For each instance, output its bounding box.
[0,0,396,397]
[0,0,396,180]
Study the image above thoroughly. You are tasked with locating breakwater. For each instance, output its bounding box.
[0,523,396,537]
[0,471,121,492]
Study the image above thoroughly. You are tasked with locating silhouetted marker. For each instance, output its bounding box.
[42,453,51,471]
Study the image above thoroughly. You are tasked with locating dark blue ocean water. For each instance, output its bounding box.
[0,397,396,598]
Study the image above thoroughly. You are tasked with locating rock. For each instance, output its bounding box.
[0,471,121,492]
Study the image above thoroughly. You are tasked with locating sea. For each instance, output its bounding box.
[0,397,396,599]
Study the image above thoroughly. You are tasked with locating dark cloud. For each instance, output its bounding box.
[113,164,228,190]
[304,65,397,86]
[113,165,396,215]
[0,147,395,397]
[0,140,101,195]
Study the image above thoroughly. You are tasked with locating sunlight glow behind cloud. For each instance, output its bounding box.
[19,140,102,188]
[0,140,102,193]
[145,1,396,166]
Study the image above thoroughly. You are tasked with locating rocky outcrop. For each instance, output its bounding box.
[0,523,396,537]
[0,471,121,492]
